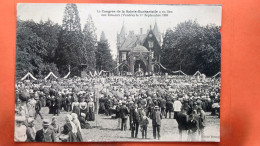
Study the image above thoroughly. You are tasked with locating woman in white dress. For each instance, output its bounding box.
[71,113,83,142]
[79,98,88,121]
[14,116,27,142]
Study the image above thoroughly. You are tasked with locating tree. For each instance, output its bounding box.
[36,20,61,62]
[161,20,221,76]
[56,3,83,76]
[82,15,97,71]
[62,4,81,32]
[16,19,59,78]
[96,31,115,71]
[161,28,175,69]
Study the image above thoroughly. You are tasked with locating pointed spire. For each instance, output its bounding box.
[119,21,126,37]
[153,20,159,36]
[117,21,126,48]
[153,20,160,42]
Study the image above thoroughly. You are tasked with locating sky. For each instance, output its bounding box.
[17,4,222,59]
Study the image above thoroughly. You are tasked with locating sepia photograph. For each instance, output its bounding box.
[15,3,221,142]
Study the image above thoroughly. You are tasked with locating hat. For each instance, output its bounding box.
[34,94,39,100]
[154,106,159,109]
[15,116,26,122]
[42,119,50,126]
[129,101,134,104]
[27,117,34,123]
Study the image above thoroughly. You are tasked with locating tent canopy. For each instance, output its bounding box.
[21,72,37,81]
[193,71,202,76]
[63,72,70,79]
[212,72,221,78]
[44,72,58,80]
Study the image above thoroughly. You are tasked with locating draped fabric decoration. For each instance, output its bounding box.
[99,70,104,75]
[99,70,109,75]
[159,63,187,76]
[171,70,188,76]
[158,63,221,77]
[159,63,167,70]
[94,71,98,76]
[193,71,202,76]
[212,72,221,78]
[44,72,58,80]
[63,72,70,79]
[21,64,219,80]
[89,71,94,77]
[98,62,124,75]
[21,72,37,80]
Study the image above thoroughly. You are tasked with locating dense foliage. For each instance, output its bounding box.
[96,31,116,72]
[16,4,115,78]
[161,20,221,76]
[16,19,60,78]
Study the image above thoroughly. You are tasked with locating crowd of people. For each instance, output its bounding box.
[14,74,220,142]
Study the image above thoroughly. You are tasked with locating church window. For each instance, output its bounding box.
[122,53,126,61]
[148,41,154,48]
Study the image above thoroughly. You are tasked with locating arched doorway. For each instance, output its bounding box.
[134,60,146,75]
[154,63,161,75]
[121,64,129,76]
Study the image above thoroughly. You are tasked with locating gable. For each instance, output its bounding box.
[143,30,161,54]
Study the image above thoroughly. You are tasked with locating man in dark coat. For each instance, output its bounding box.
[146,99,154,118]
[120,101,129,131]
[131,104,140,138]
[160,98,166,118]
[54,96,61,116]
[105,99,112,116]
[176,108,189,141]
[151,106,162,140]
[166,99,173,119]
[34,95,43,120]
[129,101,135,131]
[61,94,67,111]
[187,110,200,141]
[35,119,55,142]
[66,95,72,112]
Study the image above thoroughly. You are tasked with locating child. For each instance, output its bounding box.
[139,113,149,139]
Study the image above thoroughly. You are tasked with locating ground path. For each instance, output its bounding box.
[34,107,220,142]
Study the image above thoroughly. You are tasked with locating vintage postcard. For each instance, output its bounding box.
[15,3,221,142]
